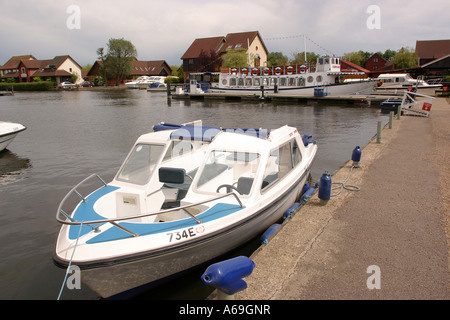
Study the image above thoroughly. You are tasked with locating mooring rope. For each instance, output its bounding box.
[57,221,83,300]
[331,165,360,197]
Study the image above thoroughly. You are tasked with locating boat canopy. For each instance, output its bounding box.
[153,123,269,142]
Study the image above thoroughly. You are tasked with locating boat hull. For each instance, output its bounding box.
[55,169,309,298]
[209,80,376,96]
[0,124,26,152]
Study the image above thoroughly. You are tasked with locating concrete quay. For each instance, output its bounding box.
[234,97,449,300]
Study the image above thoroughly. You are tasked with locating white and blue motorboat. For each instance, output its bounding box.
[53,120,317,298]
[0,121,26,152]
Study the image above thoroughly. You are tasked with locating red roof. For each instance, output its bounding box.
[181,31,268,59]
[340,59,370,73]
[1,55,37,70]
[181,36,226,59]
[416,39,450,59]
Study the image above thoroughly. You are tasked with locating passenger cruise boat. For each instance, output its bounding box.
[53,120,317,298]
[207,57,376,95]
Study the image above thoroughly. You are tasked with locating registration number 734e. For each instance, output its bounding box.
[167,226,205,242]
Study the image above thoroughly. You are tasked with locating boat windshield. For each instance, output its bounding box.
[116,143,166,185]
[195,150,261,196]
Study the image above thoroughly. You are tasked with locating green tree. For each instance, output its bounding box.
[344,51,372,67]
[290,51,319,66]
[221,49,248,68]
[382,49,397,61]
[197,49,222,72]
[393,47,418,69]
[267,52,288,66]
[96,47,107,86]
[102,38,137,86]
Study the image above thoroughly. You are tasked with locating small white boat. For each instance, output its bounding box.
[0,121,26,152]
[54,120,317,298]
[376,73,442,90]
[207,57,376,95]
[136,76,167,90]
[125,76,152,89]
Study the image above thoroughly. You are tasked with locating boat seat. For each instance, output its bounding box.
[262,173,278,189]
[237,177,254,195]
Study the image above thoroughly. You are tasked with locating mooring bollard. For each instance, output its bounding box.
[397,104,402,120]
[389,111,394,129]
[318,171,332,205]
[377,121,382,143]
[202,256,255,300]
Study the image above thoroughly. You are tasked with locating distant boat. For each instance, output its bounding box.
[0,121,26,152]
[125,76,150,89]
[136,76,167,90]
[376,73,442,89]
[205,57,376,95]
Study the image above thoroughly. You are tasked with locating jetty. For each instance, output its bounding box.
[207,93,449,300]
[172,91,396,106]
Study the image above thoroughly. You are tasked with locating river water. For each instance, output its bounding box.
[0,89,389,299]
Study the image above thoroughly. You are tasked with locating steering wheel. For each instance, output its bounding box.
[216,184,242,195]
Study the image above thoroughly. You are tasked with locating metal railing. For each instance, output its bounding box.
[56,174,245,238]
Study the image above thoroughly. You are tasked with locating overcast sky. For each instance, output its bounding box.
[1,0,449,67]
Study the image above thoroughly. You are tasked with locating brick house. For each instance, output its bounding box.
[415,39,450,76]
[181,31,268,81]
[365,53,387,71]
[1,55,83,85]
[1,55,38,82]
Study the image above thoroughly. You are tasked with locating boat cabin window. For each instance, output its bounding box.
[245,78,252,86]
[195,150,261,196]
[222,79,228,86]
[262,78,269,86]
[230,77,237,86]
[254,78,261,86]
[117,143,165,185]
[163,140,193,161]
[298,77,305,86]
[289,78,296,86]
[307,76,314,83]
[270,78,277,86]
[238,78,245,86]
[280,77,287,86]
[261,140,302,192]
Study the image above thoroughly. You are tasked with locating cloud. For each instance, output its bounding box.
[0,0,449,67]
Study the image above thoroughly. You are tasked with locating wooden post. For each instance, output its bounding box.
[389,111,394,129]
[377,121,382,143]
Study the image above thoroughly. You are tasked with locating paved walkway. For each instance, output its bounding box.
[236,96,449,300]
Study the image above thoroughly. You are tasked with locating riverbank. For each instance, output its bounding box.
[231,97,449,300]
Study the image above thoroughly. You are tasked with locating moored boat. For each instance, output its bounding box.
[376,73,443,90]
[53,120,317,298]
[0,121,26,152]
[207,57,376,95]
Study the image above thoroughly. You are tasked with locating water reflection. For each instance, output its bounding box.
[0,150,31,185]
